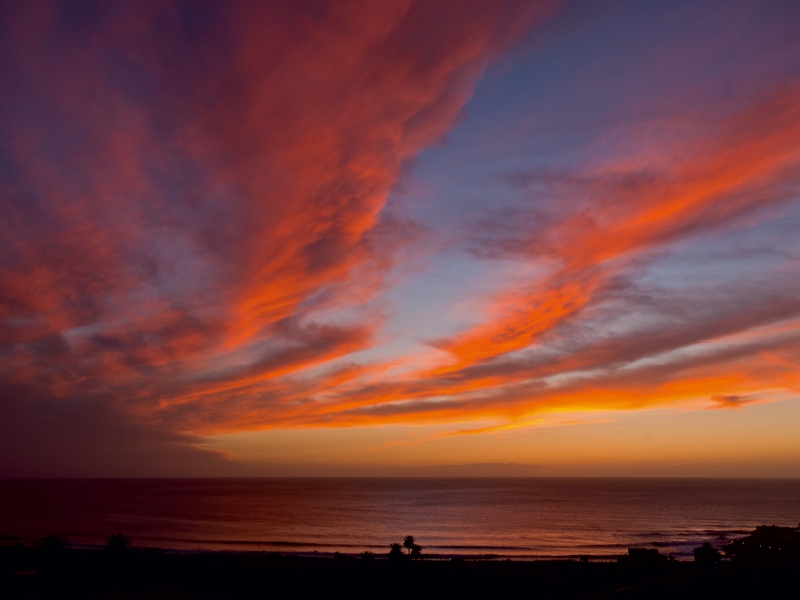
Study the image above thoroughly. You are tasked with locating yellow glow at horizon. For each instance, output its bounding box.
[203,396,800,477]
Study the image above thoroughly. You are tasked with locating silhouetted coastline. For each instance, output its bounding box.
[3,525,799,599]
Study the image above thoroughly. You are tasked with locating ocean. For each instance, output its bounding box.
[1,478,798,559]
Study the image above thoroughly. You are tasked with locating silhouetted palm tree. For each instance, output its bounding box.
[105,532,131,552]
[403,535,415,555]
[38,535,69,552]
[410,543,422,559]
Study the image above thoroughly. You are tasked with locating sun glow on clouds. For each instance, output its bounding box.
[1,0,800,474]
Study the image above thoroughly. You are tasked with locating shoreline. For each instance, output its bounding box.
[4,541,629,562]
[0,533,734,561]
[3,528,742,560]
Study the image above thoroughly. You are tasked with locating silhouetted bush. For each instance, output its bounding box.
[388,543,403,561]
[37,535,69,552]
[694,542,721,566]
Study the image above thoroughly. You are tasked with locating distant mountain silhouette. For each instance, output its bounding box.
[386,463,542,477]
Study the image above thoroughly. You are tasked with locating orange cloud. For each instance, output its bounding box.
[0,1,558,442]
[2,1,800,478]
[205,83,800,431]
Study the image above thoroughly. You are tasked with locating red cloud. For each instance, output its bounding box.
[0,1,556,442]
[2,1,799,456]
[227,84,800,430]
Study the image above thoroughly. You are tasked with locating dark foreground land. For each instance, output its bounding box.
[2,547,800,600]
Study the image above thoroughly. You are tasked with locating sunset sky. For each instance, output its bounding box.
[2,0,800,477]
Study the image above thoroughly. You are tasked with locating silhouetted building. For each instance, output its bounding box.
[618,548,668,568]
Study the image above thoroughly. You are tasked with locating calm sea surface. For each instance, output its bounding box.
[1,478,799,559]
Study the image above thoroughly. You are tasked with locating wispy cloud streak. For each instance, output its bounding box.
[2,1,800,476]
[0,1,559,458]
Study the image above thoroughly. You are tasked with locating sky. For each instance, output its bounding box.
[2,0,800,477]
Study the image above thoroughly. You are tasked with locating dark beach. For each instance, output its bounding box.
[3,544,800,599]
